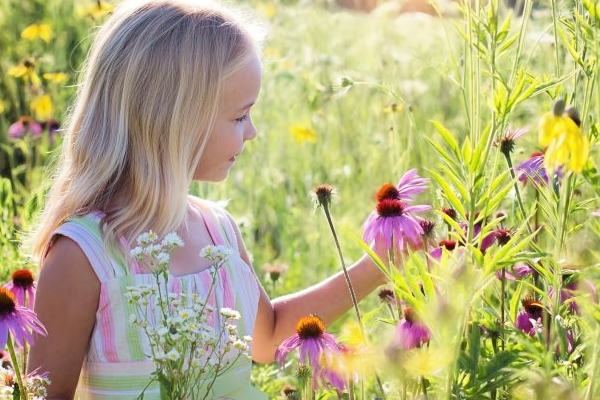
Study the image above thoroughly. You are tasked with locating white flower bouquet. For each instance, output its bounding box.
[126,232,252,400]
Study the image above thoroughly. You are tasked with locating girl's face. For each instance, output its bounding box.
[194,52,262,182]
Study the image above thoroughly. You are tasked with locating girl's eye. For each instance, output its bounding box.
[235,114,249,123]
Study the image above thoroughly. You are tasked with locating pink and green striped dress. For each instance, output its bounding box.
[49,199,267,399]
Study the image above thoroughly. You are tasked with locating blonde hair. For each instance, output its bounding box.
[27,0,260,262]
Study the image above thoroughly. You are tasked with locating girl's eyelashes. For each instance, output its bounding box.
[235,114,249,123]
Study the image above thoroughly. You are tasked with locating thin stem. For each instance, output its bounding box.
[7,335,27,400]
[502,152,533,234]
[321,204,387,400]
[322,205,364,332]
[551,0,561,77]
[585,327,600,400]
[421,376,429,400]
[500,268,506,352]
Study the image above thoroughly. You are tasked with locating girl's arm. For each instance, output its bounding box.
[27,236,100,399]
[226,214,387,364]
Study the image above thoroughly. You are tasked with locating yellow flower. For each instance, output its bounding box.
[30,94,53,120]
[402,347,453,378]
[0,99,4,115]
[21,23,53,43]
[539,103,589,173]
[256,3,276,19]
[289,125,317,143]
[8,60,41,86]
[43,72,69,84]
[76,2,114,19]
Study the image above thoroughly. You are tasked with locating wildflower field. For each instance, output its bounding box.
[1,0,600,399]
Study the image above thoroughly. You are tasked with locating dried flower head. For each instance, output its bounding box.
[441,207,457,221]
[262,262,289,283]
[377,288,396,305]
[419,220,436,237]
[312,184,336,209]
[494,228,513,246]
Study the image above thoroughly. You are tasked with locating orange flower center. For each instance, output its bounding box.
[295,315,325,339]
[11,269,34,288]
[376,183,399,202]
[0,288,16,315]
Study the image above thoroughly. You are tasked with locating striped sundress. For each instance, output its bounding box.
[49,199,267,399]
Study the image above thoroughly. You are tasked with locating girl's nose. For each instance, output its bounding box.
[244,121,258,141]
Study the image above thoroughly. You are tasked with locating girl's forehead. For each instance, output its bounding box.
[222,54,262,110]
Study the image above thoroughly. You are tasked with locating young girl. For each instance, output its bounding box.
[26,0,388,398]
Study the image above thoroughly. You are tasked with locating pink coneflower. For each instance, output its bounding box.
[275,315,343,373]
[480,231,497,253]
[550,277,598,314]
[0,287,46,349]
[363,198,431,251]
[395,307,430,349]
[395,169,429,202]
[515,151,563,186]
[496,263,534,281]
[4,269,36,308]
[515,296,544,336]
[429,239,457,260]
[7,117,43,139]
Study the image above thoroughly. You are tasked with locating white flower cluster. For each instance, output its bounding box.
[124,231,251,398]
[199,245,234,267]
[130,231,184,274]
[0,367,51,400]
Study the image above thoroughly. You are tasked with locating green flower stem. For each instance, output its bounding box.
[421,376,428,400]
[585,327,600,400]
[6,335,27,400]
[551,0,561,77]
[320,203,387,400]
[502,152,533,234]
[500,267,506,351]
[321,204,363,335]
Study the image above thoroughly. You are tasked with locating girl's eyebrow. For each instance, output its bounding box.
[237,101,255,112]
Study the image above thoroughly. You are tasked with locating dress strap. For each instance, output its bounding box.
[190,197,239,251]
[48,212,127,282]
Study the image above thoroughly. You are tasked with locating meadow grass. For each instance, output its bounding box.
[1,0,600,398]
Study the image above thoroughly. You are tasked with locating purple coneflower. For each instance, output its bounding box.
[515,151,563,186]
[515,296,544,337]
[0,287,46,349]
[395,169,429,202]
[275,315,343,376]
[430,239,457,260]
[7,117,43,139]
[4,269,36,308]
[496,263,534,281]
[495,127,529,155]
[363,198,431,252]
[394,307,430,349]
[550,278,598,314]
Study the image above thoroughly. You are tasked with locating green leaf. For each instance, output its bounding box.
[431,120,460,157]
[430,170,466,217]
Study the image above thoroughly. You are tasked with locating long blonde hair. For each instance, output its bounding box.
[27,0,260,262]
